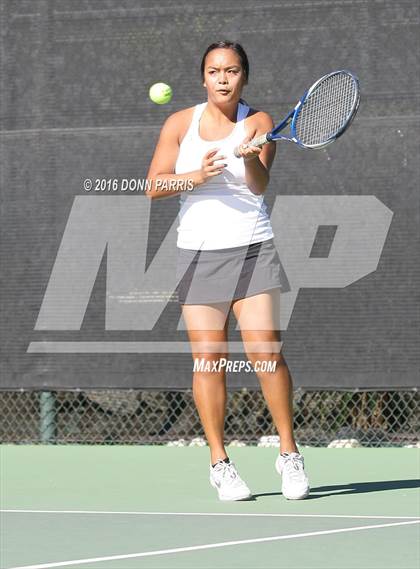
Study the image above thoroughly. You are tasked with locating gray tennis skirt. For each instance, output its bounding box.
[175,237,290,305]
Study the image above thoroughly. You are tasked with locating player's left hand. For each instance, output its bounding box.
[237,136,262,162]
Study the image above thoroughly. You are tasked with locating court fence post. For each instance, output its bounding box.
[40,391,57,443]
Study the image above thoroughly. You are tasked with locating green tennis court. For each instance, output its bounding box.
[1,445,419,569]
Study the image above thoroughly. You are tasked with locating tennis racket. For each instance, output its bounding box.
[234,69,360,157]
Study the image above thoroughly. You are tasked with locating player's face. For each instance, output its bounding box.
[203,48,246,104]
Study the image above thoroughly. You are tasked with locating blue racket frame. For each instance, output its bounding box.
[288,70,360,149]
[234,69,360,156]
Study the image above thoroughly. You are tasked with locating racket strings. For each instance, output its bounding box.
[295,73,357,147]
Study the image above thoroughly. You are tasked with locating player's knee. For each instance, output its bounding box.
[191,339,228,364]
[245,341,286,371]
[254,352,285,367]
[244,340,282,360]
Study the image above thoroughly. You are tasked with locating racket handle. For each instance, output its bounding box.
[234,133,270,158]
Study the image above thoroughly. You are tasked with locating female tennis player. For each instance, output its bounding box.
[146,41,310,501]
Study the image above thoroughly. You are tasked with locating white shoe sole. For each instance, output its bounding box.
[282,488,310,500]
[210,478,252,501]
[217,492,252,501]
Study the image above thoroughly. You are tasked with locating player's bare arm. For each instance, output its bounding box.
[240,110,276,195]
[146,108,227,200]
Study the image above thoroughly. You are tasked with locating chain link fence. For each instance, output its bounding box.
[0,389,418,447]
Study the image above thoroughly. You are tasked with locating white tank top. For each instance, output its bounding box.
[175,102,274,250]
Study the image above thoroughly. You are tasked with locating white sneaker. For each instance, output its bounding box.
[275,452,310,500]
[209,460,252,501]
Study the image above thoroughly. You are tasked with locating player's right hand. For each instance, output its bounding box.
[199,148,227,183]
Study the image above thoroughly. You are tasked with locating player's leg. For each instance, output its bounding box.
[232,288,309,499]
[231,288,297,454]
[182,301,252,501]
[181,301,231,464]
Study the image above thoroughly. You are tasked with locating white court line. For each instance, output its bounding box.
[1,509,419,520]
[6,520,420,569]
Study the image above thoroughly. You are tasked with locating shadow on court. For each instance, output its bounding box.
[253,479,420,500]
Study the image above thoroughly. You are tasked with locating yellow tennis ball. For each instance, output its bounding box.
[149,82,173,105]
